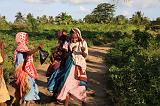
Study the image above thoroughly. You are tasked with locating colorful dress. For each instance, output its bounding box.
[14,32,40,102]
[47,41,69,96]
[57,40,88,101]
[0,66,10,103]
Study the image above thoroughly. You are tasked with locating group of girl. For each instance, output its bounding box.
[0,28,88,106]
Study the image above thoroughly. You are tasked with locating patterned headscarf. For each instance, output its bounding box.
[71,28,82,38]
[15,32,29,52]
[14,32,38,79]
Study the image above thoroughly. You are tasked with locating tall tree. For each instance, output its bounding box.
[26,13,39,32]
[114,15,128,25]
[15,12,25,23]
[12,12,28,30]
[55,12,73,25]
[48,16,54,24]
[83,14,97,23]
[84,3,115,23]
[39,15,48,24]
[130,11,150,25]
[0,15,9,29]
[156,17,160,24]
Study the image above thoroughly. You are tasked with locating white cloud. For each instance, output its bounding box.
[24,0,106,4]
[79,6,91,13]
[121,10,131,17]
[122,0,160,9]
[67,0,106,4]
[24,0,58,3]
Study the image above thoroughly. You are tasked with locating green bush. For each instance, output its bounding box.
[106,30,160,105]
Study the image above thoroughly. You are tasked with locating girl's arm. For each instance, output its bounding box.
[27,44,43,55]
[81,41,88,58]
[81,48,87,58]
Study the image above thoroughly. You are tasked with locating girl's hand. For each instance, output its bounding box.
[78,36,83,41]
[38,43,44,49]
[81,47,85,52]
[72,46,77,52]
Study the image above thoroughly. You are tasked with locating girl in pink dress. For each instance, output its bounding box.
[57,28,88,106]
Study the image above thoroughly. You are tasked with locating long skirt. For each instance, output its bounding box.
[57,56,87,101]
[47,66,68,96]
[15,52,40,101]
[47,69,62,94]
[24,76,40,101]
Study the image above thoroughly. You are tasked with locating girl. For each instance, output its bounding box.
[47,31,69,99]
[14,32,43,106]
[57,28,88,106]
[0,41,10,106]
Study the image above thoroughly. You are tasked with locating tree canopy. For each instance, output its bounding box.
[84,3,115,23]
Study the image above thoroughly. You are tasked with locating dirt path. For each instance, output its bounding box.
[8,45,112,106]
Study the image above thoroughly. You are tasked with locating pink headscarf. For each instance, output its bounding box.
[14,32,38,79]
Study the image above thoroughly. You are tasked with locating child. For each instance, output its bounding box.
[47,31,69,99]
[14,32,43,106]
[0,41,10,106]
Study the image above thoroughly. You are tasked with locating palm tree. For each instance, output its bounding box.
[15,12,24,23]
[48,16,54,24]
[55,12,73,25]
[40,15,48,24]
[130,11,150,25]
[26,13,39,32]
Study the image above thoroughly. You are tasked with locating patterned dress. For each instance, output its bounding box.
[57,40,88,101]
[14,32,40,102]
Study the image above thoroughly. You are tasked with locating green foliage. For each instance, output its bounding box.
[0,16,10,30]
[156,17,160,24]
[14,12,25,23]
[84,3,115,23]
[26,13,39,32]
[130,11,150,25]
[106,30,160,105]
[106,31,125,41]
[133,30,152,48]
[113,15,128,25]
[55,12,73,25]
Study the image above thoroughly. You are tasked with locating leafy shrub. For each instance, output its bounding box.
[106,31,125,41]
[106,30,160,105]
[133,30,152,48]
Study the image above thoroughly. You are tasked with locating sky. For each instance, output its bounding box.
[0,0,160,22]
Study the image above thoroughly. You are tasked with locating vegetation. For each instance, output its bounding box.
[0,2,160,105]
[106,30,160,105]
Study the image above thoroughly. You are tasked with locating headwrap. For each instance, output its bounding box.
[71,28,81,38]
[56,31,67,40]
[14,32,38,79]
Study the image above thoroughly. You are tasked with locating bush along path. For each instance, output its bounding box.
[7,45,113,106]
[106,30,160,106]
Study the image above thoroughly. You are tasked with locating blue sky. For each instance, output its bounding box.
[0,0,160,22]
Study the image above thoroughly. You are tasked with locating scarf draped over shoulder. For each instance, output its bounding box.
[14,32,38,79]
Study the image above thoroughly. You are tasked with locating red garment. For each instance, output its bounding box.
[14,32,38,79]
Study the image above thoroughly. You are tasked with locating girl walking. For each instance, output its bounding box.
[57,28,88,106]
[14,32,43,106]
